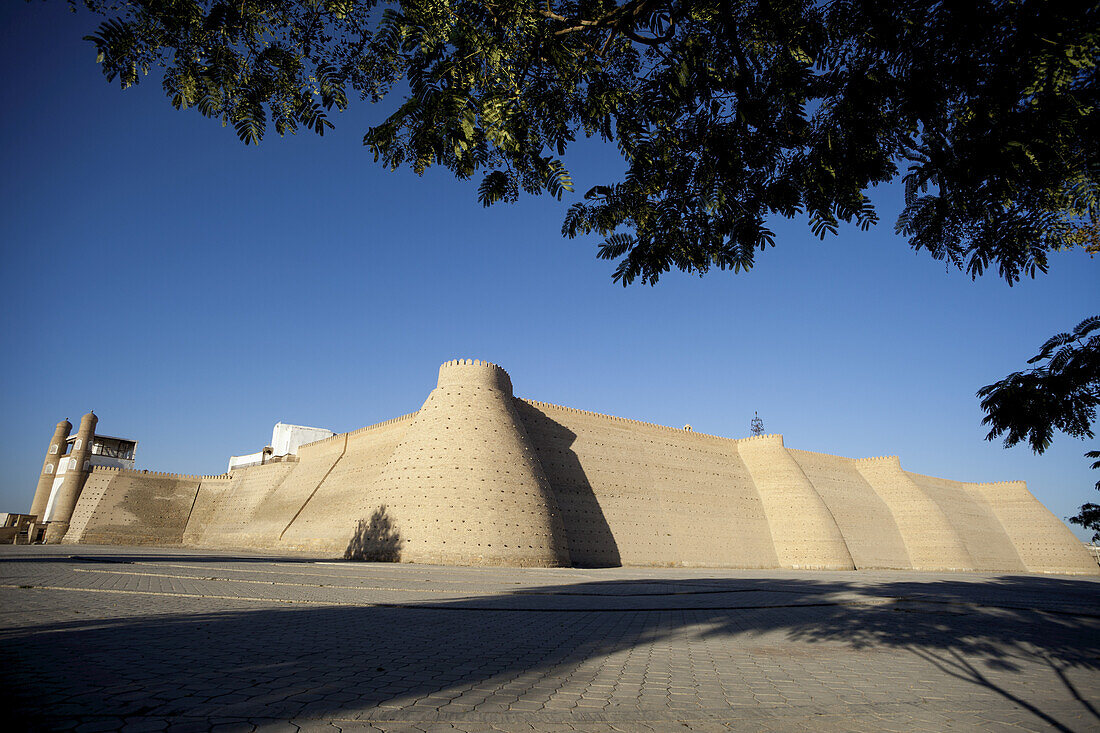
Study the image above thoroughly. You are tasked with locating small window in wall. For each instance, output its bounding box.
[83,461,91,471]
[49,444,58,455]
[74,439,82,450]
[44,464,54,475]
[69,458,77,470]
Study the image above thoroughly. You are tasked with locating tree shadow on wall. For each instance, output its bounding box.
[343,505,402,561]
[515,401,621,567]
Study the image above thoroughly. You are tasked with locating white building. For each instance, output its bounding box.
[227,422,334,472]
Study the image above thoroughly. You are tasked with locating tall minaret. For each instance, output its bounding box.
[30,419,72,520]
[43,411,97,544]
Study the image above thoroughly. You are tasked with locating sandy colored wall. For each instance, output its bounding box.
[212,436,349,550]
[517,400,779,568]
[182,476,234,545]
[62,360,1095,575]
[62,467,209,545]
[787,449,910,570]
[61,470,112,543]
[853,456,976,571]
[904,471,1026,572]
[278,415,415,554]
[343,361,569,567]
[966,480,1098,575]
[736,435,854,570]
[184,461,299,549]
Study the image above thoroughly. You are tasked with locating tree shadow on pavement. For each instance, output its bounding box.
[2,573,1098,730]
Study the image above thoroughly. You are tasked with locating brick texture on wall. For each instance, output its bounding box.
[60,360,1100,575]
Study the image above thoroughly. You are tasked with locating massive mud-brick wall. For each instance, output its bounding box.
[183,360,571,567]
[59,359,1099,574]
[62,467,224,546]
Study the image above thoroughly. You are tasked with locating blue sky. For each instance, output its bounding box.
[2,2,1097,541]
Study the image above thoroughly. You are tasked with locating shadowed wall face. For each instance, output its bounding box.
[965,480,1099,575]
[787,449,911,570]
[905,471,1026,572]
[517,400,780,569]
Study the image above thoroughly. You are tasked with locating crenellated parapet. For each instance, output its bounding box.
[854,455,901,464]
[88,465,228,481]
[518,398,741,441]
[345,412,419,436]
[437,358,514,393]
[734,433,784,445]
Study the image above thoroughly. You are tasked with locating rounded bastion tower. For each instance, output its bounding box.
[370,359,571,566]
[30,418,72,520]
[43,411,97,544]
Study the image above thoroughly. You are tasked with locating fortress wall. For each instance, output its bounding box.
[58,359,1094,574]
[182,476,234,545]
[853,457,975,571]
[518,400,670,566]
[966,481,1100,575]
[736,436,855,570]
[61,470,112,542]
[904,471,1025,572]
[200,436,349,550]
[645,430,777,567]
[787,449,911,570]
[278,414,416,554]
[349,361,569,566]
[185,462,299,548]
[63,467,206,545]
[517,400,778,568]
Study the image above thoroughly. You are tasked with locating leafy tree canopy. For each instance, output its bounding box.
[978,315,1100,541]
[978,315,1100,455]
[73,0,1098,284]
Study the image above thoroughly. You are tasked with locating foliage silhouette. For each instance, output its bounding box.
[978,315,1100,540]
[71,1,1098,285]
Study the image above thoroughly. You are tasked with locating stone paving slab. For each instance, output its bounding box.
[2,545,1098,732]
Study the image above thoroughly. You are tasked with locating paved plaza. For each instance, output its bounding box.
[2,546,1098,732]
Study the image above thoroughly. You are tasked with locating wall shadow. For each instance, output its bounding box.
[343,505,402,561]
[515,401,621,567]
[3,572,1098,730]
